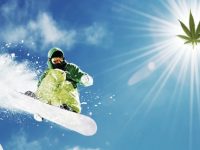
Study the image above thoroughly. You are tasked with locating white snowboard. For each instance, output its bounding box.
[0,90,97,136]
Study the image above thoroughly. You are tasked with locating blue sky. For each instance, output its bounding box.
[1,0,200,150]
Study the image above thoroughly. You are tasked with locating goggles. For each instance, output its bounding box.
[51,57,64,64]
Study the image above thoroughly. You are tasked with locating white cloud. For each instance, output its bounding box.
[28,13,77,48]
[0,1,77,50]
[66,146,101,150]
[84,23,107,45]
[2,26,28,42]
[7,131,42,150]
[0,0,18,20]
[0,1,108,51]
[5,130,58,150]
[0,12,77,50]
[4,129,100,150]
[8,136,42,150]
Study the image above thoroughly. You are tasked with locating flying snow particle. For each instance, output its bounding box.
[81,102,87,105]
[95,96,100,99]
[89,112,93,116]
[11,53,15,58]
[0,53,37,108]
[5,43,10,48]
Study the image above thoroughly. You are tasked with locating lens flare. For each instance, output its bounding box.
[113,0,200,147]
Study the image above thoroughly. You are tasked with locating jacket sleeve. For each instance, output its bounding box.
[37,69,49,87]
[65,63,86,83]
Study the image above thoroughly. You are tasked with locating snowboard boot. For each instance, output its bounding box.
[25,91,37,99]
[60,104,77,113]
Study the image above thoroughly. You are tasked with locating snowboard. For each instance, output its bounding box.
[1,90,97,136]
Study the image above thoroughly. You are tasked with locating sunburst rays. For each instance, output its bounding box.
[110,0,200,145]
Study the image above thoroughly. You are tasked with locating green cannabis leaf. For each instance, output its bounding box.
[177,10,200,48]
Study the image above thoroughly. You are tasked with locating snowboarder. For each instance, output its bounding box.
[34,47,93,113]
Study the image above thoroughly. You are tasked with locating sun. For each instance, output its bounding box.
[113,0,200,89]
[113,0,200,146]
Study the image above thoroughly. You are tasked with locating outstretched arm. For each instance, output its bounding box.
[65,63,93,86]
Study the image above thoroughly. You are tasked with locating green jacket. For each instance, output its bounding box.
[36,48,87,113]
[38,48,86,88]
[38,63,85,88]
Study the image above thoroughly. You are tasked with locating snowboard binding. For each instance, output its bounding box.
[25,91,37,99]
[60,104,77,113]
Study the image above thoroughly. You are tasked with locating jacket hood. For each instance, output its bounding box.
[48,47,64,59]
[47,47,65,69]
